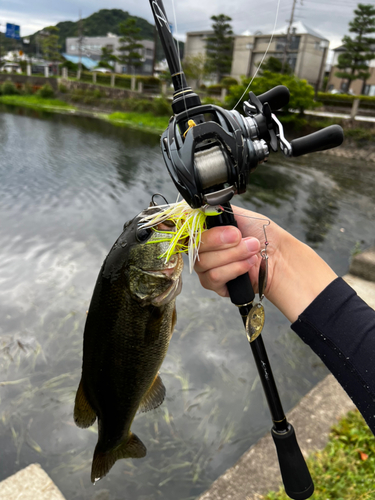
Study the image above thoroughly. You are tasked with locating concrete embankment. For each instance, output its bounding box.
[1,249,374,499]
[197,247,375,500]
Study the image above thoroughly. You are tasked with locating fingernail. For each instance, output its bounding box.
[247,255,258,266]
[245,238,259,252]
[221,228,239,244]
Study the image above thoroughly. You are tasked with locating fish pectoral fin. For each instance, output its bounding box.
[138,373,166,413]
[74,379,97,428]
[91,432,146,483]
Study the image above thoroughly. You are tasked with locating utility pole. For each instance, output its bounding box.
[0,23,2,66]
[282,0,297,73]
[78,9,83,78]
[315,40,329,97]
[152,25,157,76]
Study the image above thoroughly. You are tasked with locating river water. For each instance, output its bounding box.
[0,107,374,500]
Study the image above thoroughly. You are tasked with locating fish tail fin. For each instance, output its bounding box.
[91,432,147,483]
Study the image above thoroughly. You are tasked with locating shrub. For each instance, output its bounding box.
[23,83,34,95]
[1,81,19,95]
[151,97,171,116]
[37,84,54,98]
[58,83,68,93]
[125,98,153,113]
[207,84,223,95]
[226,71,316,114]
[220,76,238,88]
[136,76,160,86]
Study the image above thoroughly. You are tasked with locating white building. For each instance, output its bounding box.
[184,21,329,88]
[66,33,155,74]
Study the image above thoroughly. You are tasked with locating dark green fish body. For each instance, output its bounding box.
[74,209,183,483]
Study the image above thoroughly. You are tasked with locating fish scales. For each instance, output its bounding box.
[73,208,183,483]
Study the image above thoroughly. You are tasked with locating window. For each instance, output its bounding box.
[70,45,76,50]
[106,44,114,51]
[146,48,153,57]
[364,84,375,96]
[276,37,286,51]
[290,36,300,50]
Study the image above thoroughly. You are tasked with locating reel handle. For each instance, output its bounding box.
[206,203,255,305]
[272,424,314,500]
[257,85,290,111]
[291,124,344,157]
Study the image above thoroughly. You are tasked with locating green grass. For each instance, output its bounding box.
[107,111,170,134]
[264,410,375,500]
[0,95,75,111]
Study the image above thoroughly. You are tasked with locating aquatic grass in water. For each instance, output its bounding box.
[108,111,170,133]
[0,95,75,111]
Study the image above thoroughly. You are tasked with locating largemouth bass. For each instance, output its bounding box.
[73,207,183,483]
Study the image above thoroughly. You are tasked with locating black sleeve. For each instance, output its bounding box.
[291,277,375,435]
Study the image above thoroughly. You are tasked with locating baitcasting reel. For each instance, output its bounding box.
[161,85,343,209]
[150,1,344,499]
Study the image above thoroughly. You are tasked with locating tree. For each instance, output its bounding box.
[41,26,62,62]
[98,46,117,70]
[118,18,143,74]
[183,54,210,88]
[227,71,316,116]
[335,3,375,93]
[206,14,234,82]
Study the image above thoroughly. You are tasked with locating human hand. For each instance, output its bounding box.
[195,205,338,323]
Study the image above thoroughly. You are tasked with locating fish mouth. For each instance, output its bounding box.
[140,254,183,306]
[151,275,182,306]
[141,254,180,279]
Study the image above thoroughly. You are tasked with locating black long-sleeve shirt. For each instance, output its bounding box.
[291,277,375,435]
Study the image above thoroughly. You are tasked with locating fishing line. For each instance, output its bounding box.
[171,0,189,118]
[221,206,271,248]
[232,0,281,111]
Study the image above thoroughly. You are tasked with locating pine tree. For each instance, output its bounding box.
[118,18,144,74]
[205,14,234,83]
[98,46,117,70]
[41,26,62,62]
[335,3,375,93]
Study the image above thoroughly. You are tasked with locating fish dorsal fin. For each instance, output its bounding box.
[138,373,166,413]
[91,432,146,483]
[74,379,97,428]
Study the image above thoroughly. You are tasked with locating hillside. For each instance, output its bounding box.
[29,9,154,52]
[24,9,181,62]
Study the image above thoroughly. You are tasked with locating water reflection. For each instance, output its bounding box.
[242,163,298,208]
[0,108,374,500]
[301,181,339,244]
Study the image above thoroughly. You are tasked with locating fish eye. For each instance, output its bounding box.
[137,227,153,242]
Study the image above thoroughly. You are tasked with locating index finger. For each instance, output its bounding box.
[199,226,242,253]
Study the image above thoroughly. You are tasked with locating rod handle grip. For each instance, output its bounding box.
[271,424,314,500]
[206,205,255,305]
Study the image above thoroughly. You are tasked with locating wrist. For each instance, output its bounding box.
[267,230,337,323]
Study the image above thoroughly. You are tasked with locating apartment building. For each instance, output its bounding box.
[66,33,155,74]
[184,21,329,87]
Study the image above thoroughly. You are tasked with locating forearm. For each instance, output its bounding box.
[268,228,338,323]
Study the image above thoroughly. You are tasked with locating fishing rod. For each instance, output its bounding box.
[149,1,343,498]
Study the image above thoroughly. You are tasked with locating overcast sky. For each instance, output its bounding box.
[0,0,361,49]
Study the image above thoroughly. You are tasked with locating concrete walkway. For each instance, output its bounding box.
[304,109,375,123]
[197,247,375,500]
[0,464,66,500]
